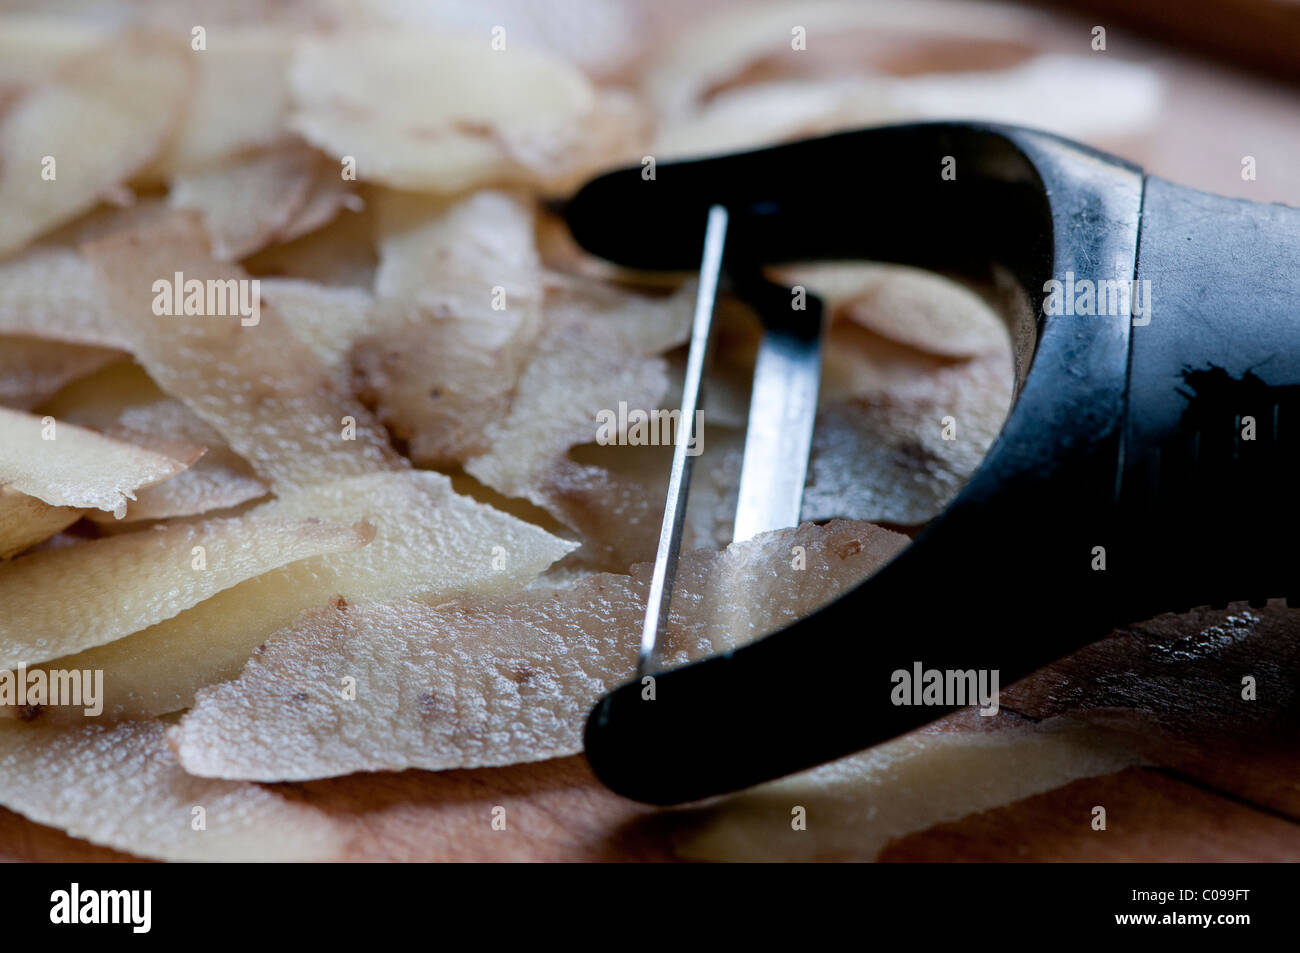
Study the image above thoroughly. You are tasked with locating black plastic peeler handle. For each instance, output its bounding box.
[564,123,1300,805]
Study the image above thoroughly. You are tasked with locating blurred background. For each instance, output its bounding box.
[4,0,1295,203]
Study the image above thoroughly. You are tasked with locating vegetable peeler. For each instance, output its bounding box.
[562,122,1300,805]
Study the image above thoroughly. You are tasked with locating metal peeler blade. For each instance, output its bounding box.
[637,215,827,677]
[637,205,727,678]
[730,273,824,543]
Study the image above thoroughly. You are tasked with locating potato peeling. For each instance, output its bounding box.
[0,405,197,515]
[0,32,192,257]
[465,277,695,502]
[168,147,322,261]
[0,335,124,410]
[673,714,1144,861]
[0,720,348,862]
[0,512,373,669]
[19,471,575,724]
[81,214,406,493]
[0,487,83,561]
[288,31,606,194]
[41,362,270,523]
[169,520,907,780]
[0,247,119,346]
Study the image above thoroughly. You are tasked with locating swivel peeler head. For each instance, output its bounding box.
[563,121,1300,805]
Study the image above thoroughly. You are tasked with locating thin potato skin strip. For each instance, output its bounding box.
[674,716,1143,861]
[464,278,696,503]
[0,337,125,410]
[0,487,83,560]
[0,16,111,86]
[168,147,319,261]
[0,32,192,257]
[803,351,1012,526]
[170,520,906,781]
[0,720,347,862]
[241,200,377,288]
[319,0,647,82]
[287,31,598,194]
[40,363,271,522]
[0,405,195,513]
[0,248,121,347]
[372,189,542,320]
[466,328,669,500]
[0,515,373,669]
[461,279,698,562]
[82,214,404,494]
[40,360,236,450]
[19,471,577,723]
[534,425,747,571]
[83,452,268,524]
[155,27,293,175]
[771,262,1009,358]
[260,278,374,369]
[275,157,361,244]
[351,189,545,466]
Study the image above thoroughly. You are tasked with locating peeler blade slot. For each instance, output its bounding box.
[730,275,825,543]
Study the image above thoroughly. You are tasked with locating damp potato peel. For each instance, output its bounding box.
[168,520,907,781]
